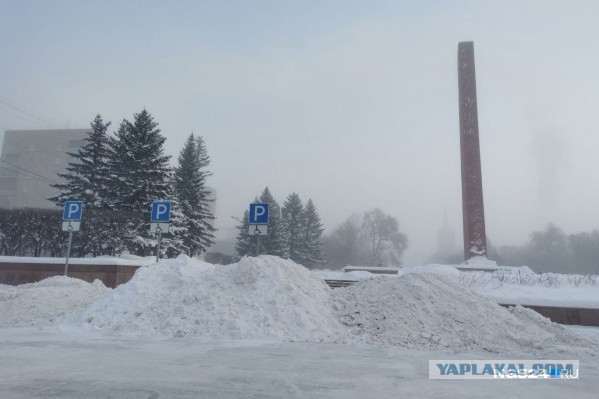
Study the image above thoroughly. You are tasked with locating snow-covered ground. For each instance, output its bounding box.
[1,255,598,397]
[0,327,598,398]
[320,264,599,309]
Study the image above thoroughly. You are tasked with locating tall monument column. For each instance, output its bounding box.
[458,41,487,260]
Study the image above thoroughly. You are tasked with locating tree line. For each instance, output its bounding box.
[233,192,410,269]
[435,223,599,274]
[494,223,599,274]
[235,188,326,268]
[0,110,215,258]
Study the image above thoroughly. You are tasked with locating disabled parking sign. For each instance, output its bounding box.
[62,201,83,232]
[151,201,172,222]
[63,201,83,221]
[249,203,269,225]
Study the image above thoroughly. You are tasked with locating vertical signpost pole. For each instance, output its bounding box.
[156,226,163,263]
[256,235,260,257]
[64,229,73,276]
[62,201,83,277]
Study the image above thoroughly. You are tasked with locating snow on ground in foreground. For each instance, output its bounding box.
[1,256,597,358]
[77,255,346,341]
[3,328,598,399]
[0,276,108,327]
[332,273,598,357]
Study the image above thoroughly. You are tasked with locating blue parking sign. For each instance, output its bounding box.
[63,201,83,221]
[151,201,172,222]
[249,203,269,225]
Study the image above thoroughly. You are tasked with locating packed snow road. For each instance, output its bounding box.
[1,328,598,399]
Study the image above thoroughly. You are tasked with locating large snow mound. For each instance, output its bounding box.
[332,273,597,357]
[0,276,108,328]
[77,255,346,341]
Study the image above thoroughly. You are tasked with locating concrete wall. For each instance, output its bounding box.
[0,261,141,288]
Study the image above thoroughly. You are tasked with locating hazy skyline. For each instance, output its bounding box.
[1,0,599,264]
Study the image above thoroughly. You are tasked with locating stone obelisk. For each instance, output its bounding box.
[458,41,487,260]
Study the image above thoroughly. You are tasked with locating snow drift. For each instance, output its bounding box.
[77,255,345,341]
[332,273,597,356]
[0,276,108,328]
[1,256,596,358]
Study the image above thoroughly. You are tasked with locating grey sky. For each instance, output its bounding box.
[1,0,598,264]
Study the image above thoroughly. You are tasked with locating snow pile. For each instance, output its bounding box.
[0,276,108,328]
[332,273,597,357]
[77,255,345,341]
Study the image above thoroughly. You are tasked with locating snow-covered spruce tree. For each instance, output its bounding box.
[50,114,112,208]
[301,199,326,268]
[162,196,189,258]
[282,193,305,264]
[49,114,115,256]
[108,109,172,255]
[258,187,288,258]
[235,209,255,257]
[174,133,215,257]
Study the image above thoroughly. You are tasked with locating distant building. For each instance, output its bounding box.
[0,129,87,209]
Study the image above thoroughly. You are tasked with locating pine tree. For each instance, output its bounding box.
[162,197,189,258]
[50,114,112,208]
[108,109,172,255]
[174,133,215,256]
[235,209,255,257]
[302,199,326,268]
[258,187,288,258]
[282,193,305,264]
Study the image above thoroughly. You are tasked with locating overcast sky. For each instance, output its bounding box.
[1,0,599,264]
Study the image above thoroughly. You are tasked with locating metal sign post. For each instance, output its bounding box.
[248,203,269,257]
[150,201,172,263]
[64,228,73,276]
[62,201,83,277]
[155,224,164,263]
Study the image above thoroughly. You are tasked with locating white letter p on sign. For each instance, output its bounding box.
[67,203,79,218]
[156,204,168,219]
[253,205,265,222]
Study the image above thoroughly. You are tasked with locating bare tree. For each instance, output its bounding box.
[324,209,408,268]
[362,208,408,266]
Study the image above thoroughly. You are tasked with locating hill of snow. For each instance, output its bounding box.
[0,276,108,327]
[331,273,597,357]
[0,255,596,358]
[77,255,346,341]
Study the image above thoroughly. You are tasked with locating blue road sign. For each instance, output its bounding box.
[151,201,172,222]
[62,201,83,221]
[249,203,269,224]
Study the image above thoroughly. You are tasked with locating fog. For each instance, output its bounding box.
[1,1,599,264]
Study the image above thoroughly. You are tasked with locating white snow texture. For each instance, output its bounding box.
[0,276,108,327]
[0,255,597,358]
[78,255,345,341]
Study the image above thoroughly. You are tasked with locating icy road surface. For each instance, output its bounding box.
[1,328,598,399]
